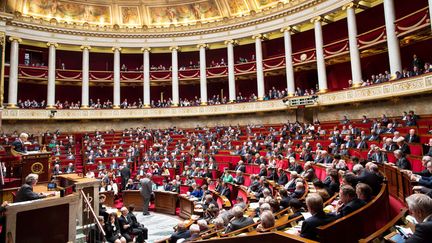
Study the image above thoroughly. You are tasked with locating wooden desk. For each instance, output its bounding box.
[179,195,195,219]
[57,174,100,225]
[154,190,178,215]
[123,190,144,211]
[5,193,79,243]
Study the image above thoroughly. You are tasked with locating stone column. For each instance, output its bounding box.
[198,44,209,105]
[7,37,21,108]
[81,45,91,108]
[344,3,362,87]
[281,27,295,96]
[170,46,180,106]
[225,40,237,102]
[46,42,58,108]
[383,0,402,75]
[112,47,121,109]
[142,47,151,108]
[312,17,328,93]
[252,34,266,100]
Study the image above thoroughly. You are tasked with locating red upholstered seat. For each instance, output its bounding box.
[409,156,423,172]
[409,144,423,156]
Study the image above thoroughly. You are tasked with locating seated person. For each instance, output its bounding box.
[405,194,432,243]
[356,183,373,203]
[256,210,275,232]
[64,162,75,173]
[105,212,127,243]
[300,193,335,240]
[169,222,191,243]
[183,224,200,242]
[118,207,146,243]
[233,170,244,185]
[15,173,53,202]
[225,206,254,233]
[88,216,106,243]
[288,198,306,220]
[333,185,366,218]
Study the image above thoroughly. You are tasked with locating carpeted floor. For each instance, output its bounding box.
[135,211,181,243]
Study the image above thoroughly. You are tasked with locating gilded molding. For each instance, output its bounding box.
[252,34,268,40]
[310,16,323,24]
[0,0,326,39]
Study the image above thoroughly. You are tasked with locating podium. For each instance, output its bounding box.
[20,152,52,183]
[7,147,52,184]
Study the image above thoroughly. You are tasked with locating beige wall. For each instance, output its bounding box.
[2,95,431,134]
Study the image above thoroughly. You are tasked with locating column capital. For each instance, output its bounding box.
[280,26,299,34]
[169,46,180,52]
[197,43,209,49]
[252,34,268,40]
[224,40,238,46]
[46,42,58,48]
[80,45,91,51]
[342,2,356,11]
[112,47,122,52]
[310,16,323,24]
[141,47,152,53]
[8,37,22,43]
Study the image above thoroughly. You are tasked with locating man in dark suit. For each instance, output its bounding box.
[225,206,255,233]
[277,168,288,185]
[233,171,244,185]
[220,182,231,199]
[300,193,335,240]
[15,174,52,202]
[394,150,411,170]
[234,160,246,173]
[120,162,131,190]
[118,207,146,243]
[139,174,153,216]
[357,164,383,195]
[405,194,432,243]
[333,185,366,219]
[289,158,303,174]
[11,133,29,153]
[405,129,420,143]
[169,222,191,243]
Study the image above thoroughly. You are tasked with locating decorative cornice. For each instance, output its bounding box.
[0,0,325,39]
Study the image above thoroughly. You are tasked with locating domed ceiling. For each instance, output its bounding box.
[4,0,312,28]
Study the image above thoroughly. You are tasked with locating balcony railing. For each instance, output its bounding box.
[2,73,432,120]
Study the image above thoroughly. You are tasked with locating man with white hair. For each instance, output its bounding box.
[405,194,432,243]
[394,150,411,170]
[15,174,51,202]
[225,206,254,233]
[12,132,29,153]
[118,207,146,243]
[183,224,200,242]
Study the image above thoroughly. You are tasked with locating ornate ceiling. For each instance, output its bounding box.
[4,0,309,28]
